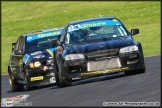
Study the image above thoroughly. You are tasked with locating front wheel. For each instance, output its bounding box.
[8,68,24,92]
[24,66,31,91]
[57,60,72,88]
[53,52,59,87]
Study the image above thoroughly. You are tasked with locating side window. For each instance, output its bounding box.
[60,26,68,43]
[60,31,65,43]
[65,33,70,44]
[14,37,21,51]
[18,37,25,53]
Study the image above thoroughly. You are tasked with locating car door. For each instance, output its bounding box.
[10,36,25,80]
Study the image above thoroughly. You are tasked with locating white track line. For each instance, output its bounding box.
[1,54,161,76]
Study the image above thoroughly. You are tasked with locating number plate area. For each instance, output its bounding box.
[87,57,121,71]
[31,76,44,81]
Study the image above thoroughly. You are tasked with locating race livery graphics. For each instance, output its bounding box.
[52,17,145,88]
[8,27,63,92]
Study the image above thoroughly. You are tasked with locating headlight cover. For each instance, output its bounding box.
[119,45,138,54]
[34,61,41,67]
[65,54,85,61]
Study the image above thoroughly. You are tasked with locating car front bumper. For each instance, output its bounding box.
[26,66,56,86]
[63,51,145,78]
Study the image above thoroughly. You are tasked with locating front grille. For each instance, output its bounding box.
[86,49,119,58]
[87,57,121,71]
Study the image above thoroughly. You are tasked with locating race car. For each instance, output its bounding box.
[8,27,64,92]
[52,16,146,88]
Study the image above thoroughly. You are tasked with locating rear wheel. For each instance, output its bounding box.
[125,68,145,76]
[8,68,24,92]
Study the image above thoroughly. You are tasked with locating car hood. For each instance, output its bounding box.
[63,36,135,54]
[23,48,56,63]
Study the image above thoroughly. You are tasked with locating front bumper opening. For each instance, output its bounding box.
[120,53,141,66]
[87,57,121,71]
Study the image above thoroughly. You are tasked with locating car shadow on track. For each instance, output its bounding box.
[72,72,126,86]
[6,83,57,93]
[72,70,146,87]
[50,72,132,89]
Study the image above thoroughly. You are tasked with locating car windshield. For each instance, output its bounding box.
[26,30,62,52]
[65,19,130,45]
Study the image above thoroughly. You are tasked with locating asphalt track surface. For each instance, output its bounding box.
[1,55,161,107]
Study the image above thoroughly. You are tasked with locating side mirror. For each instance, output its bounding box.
[14,49,22,55]
[131,28,139,36]
[12,43,16,52]
[52,40,61,47]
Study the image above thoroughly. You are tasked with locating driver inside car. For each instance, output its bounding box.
[29,40,39,50]
[69,31,86,43]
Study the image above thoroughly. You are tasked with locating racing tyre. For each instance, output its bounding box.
[54,67,59,87]
[124,68,145,76]
[53,53,59,87]
[24,66,31,91]
[58,61,72,88]
[8,68,24,92]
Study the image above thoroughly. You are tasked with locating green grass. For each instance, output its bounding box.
[1,1,160,74]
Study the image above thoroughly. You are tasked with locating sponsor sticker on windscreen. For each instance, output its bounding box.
[67,19,122,32]
[27,30,63,42]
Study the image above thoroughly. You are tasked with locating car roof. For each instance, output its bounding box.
[22,27,64,37]
[68,16,117,25]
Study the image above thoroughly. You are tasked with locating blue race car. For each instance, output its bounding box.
[8,27,64,92]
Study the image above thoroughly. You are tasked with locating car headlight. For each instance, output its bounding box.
[119,45,138,54]
[34,61,41,67]
[65,54,85,61]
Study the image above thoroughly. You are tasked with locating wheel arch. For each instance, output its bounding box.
[57,52,71,81]
[8,66,17,79]
[22,62,29,76]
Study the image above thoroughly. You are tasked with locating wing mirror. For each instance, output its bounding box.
[131,28,139,36]
[14,49,23,55]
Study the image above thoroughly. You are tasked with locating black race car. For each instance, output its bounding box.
[52,16,146,88]
[8,27,64,92]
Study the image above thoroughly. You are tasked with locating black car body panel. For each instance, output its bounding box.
[52,17,145,87]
